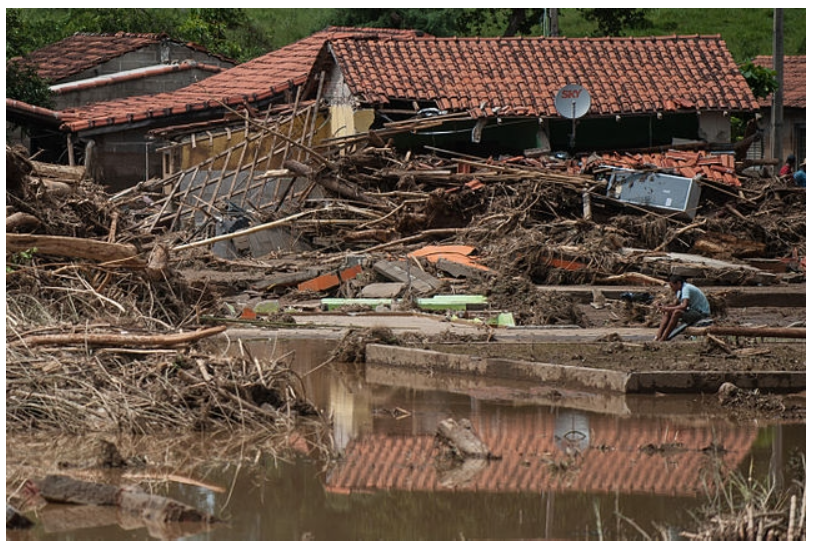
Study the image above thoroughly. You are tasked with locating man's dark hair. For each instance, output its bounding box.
[668,274,684,284]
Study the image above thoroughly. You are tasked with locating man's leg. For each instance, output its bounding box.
[655,310,671,340]
[658,310,682,341]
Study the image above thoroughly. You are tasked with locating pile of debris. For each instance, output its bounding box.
[5,146,329,443]
[92,112,804,329]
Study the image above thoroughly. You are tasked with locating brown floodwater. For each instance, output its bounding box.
[6,337,806,541]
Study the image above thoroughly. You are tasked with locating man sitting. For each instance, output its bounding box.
[654,274,711,342]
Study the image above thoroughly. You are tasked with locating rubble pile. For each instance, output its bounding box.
[129,130,804,318]
[3,115,806,431]
[6,146,218,333]
[4,145,324,440]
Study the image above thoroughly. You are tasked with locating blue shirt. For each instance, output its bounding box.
[677,282,710,315]
[793,169,805,187]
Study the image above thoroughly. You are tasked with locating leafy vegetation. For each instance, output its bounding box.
[9,8,805,63]
[739,61,780,99]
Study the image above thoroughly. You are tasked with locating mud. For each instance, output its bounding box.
[421,339,805,374]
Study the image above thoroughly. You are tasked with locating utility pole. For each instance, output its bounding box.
[770,8,784,168]
[549,8,559,37]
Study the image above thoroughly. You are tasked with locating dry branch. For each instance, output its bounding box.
[9,325,227,349]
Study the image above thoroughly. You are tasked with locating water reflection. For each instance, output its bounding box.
[8,338,805,541]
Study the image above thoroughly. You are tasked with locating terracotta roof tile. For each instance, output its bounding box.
[753,55,806,109]
[56,27,424,133]
[331,34,758,117]
[15,32,173,82]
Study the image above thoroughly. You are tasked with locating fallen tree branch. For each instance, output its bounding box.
[34,475,216,523]
[6,233,144,267]
[9,325,227,349]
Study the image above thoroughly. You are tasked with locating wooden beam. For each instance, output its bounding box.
[685,326,805,339]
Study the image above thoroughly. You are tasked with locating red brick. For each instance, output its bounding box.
[297,273,340,292]
[338,264,363,282]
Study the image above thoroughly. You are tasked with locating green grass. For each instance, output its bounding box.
[555,8,804,63]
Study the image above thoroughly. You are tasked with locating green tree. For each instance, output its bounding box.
[577,8,651,37]
[60,8,171,34]
[6,60,54,109]
[323,8,540,37]
[6,8,54,108]
[739,61,779,99]
[178,8,273,61]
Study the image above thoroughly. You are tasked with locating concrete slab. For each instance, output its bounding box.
[359,282,405,298]
[365,344,805,395]
[373,259,442,294]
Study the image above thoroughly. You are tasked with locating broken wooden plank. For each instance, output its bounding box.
[684,326,805,339]
[173,210,317,251]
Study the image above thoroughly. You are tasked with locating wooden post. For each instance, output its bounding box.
[770,8,784,168]
[66,134,75,166]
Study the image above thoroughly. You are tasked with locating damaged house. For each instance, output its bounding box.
[6,32,236,169]
[7,29,758,192]
[317,34,758,157]
[6,27,423,191]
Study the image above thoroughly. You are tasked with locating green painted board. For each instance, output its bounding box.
[321,298,393,311]
[416,295,487,311]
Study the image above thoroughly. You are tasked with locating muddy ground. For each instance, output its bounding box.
[421,338,806,374]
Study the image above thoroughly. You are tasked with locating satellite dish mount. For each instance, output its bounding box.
[554,84,591,149]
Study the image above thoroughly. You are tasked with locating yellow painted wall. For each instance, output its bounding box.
[176,113,331,172]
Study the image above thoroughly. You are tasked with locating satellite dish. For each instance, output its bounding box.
[554,84,591,149]
[554,84,591,119]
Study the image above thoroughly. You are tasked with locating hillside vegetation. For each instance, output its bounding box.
[12,8,806,64]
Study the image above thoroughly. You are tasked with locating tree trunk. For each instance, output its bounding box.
[6,234,143,267]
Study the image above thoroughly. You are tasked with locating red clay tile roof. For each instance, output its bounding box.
[16,32,171,82]
[329,34,759,118]
[325,412,756,496]
[6,98,63,125]
[55,27,425,133]
[752,55,806,109]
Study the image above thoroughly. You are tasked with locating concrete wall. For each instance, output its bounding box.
[91,130,160,192]
[53,67,222,110]
[751,107,806,167]
[698,112,732,144]
[778,107,806,163]
[57,43,233,84]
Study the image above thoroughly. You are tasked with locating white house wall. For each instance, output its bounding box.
[698,112,732,144]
